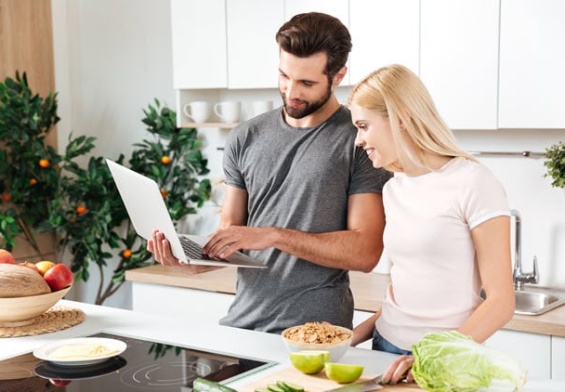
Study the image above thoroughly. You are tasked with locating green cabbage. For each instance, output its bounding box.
[411,331,527,392]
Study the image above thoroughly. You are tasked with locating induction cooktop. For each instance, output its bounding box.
[0,332,276,391]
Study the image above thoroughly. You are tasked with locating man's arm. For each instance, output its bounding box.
[204,187,386,272]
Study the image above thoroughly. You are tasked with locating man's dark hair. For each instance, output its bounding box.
[275,12,352,80]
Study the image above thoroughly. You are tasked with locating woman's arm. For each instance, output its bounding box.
[352,310,381,346]
[457,215,515,342]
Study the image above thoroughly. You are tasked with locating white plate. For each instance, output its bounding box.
[33,337,127,366]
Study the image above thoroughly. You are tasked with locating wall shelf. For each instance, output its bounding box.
[183,122,238,129]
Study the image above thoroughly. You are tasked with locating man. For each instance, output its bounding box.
[149,12,391,334]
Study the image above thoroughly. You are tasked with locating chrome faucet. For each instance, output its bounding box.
[511,209,539,290]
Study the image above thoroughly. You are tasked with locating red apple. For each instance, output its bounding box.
[0,249,15,264]
[49,379,72,387]
[43,263,73,291]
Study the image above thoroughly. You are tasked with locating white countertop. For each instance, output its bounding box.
[2,300,564,391]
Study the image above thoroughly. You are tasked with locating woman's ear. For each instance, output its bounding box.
[398,111,411,131]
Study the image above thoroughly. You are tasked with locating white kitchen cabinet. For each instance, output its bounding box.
[552,336,565,380]
[420,0,499,130]
[349,0,419,85]
[170,0,227,89]
[131,282,234,324]
[284,0,350,85]
[486,329,551,379]
[353,310,373,349]
[498,0,565,129]
[284,0,348,26]
[226,0,284,89]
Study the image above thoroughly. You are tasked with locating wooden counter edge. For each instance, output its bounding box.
[125,264,237,294]
[125,265,565,337]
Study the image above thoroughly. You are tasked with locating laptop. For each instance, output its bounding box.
[106,159,266,268]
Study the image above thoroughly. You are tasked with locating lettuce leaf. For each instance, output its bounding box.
[411,331,527,392]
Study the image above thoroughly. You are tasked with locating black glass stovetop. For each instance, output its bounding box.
[0,332,275,391]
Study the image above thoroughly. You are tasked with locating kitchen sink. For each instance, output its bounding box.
[514,291,565,315]
[481,289,565,316]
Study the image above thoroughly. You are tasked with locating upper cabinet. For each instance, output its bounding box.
[349,0,419,85]
[498,0,565,129]
[420,0,500,130]
[171,0,227,89]
[226,0,284,89]
[171,0,565,130]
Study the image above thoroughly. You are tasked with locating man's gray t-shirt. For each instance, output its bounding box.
[220,106,391,334]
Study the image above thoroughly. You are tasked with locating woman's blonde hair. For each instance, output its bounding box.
[348,64,476,172]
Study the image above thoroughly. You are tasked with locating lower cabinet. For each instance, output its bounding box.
[131,282,234,324]
[353,310,373,350]
[552,336,565,380]
[486,329,551,379]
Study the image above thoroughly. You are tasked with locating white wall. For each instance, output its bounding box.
[52,0,176,308]
[52,0,565,309]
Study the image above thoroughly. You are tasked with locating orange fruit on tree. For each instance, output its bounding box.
[76,205,87,215]
[161,155,171,165]
[2,192,10,202]
[122,249,132,259]
[39,158,50,168]
[29,178,38,186]
[160,189,168,198]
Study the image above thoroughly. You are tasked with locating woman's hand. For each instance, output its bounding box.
[382,355,415,384]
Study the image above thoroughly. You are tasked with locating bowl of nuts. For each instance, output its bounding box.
[281,322,353,362]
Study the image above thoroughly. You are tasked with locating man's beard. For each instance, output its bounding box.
[281,84,332,120]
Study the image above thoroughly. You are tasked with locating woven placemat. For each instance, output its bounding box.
[0,305,85,338]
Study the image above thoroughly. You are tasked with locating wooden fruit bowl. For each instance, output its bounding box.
[0,285,72,327]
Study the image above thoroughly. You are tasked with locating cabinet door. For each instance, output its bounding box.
[227,0,284,89]
[349,0,419,85]
[171,0,227,89]
[353,310,373,350]
[552,336,565,380]
[486,329,551,379]
[499,0,565,129]
[284,0,350,85]
[131,282,234,324]
[420,0,499,130]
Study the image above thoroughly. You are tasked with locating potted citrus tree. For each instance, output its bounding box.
[0,72,211,305]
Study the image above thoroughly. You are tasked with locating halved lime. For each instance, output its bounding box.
[289,351,328,374]
[325,362,364,384]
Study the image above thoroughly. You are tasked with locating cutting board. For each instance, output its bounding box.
[237,366,422,392]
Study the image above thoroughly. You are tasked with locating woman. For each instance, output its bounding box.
[348,64,515,384]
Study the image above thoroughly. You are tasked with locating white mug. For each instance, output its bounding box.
[214,101,241,123]
[183,101,210,123]
[248,100,273,118]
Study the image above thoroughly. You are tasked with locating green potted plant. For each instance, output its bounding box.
[0,72,94,256]
[544,141,565,188]
[1,72,211,305]
[51,99,211,304]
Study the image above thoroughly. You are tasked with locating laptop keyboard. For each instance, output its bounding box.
[179,236,216,261]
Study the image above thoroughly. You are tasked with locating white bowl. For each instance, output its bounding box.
[0,285,72,327]
[281,323,353,362]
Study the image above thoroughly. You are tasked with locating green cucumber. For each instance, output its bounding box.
[267,384,286,392]
[193,378,238,392]
[281,381,304,392]
[255,388,271,392]
[276,381,291,392]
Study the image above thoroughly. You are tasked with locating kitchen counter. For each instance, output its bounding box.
[2,300,563,391]
[0,300,402,391]
[126,265,565,338]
